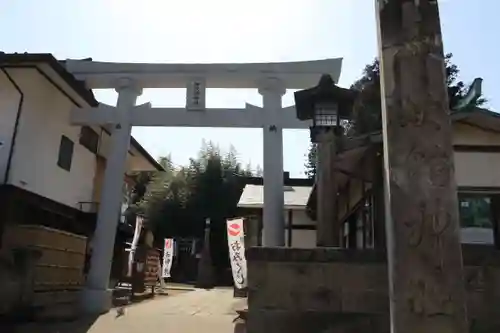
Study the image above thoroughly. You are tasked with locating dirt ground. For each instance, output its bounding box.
[6,287,246,333]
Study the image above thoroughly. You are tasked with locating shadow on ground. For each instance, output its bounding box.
[2,289,187,333]
[2,286,248,333]
[113,282,195,307]
[2,315,99,333]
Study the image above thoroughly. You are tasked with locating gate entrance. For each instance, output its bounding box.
[65,58,342,313]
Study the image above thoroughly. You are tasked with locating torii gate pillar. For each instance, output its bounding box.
[259,78,286,247]
[81,78,142,314]
[64,57,343,314]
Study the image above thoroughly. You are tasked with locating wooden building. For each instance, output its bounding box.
[307,107,500,249]
[237,173,314,248]
[246,107,500,333]
[0,53,163,318]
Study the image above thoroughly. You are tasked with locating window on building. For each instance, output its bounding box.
[79,126,99,154]
[57,135,74,171]
[458,193,496,245]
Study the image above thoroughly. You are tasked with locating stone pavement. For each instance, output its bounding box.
[10,288,246,333]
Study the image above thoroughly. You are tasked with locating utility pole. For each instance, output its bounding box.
[375,1,468,332]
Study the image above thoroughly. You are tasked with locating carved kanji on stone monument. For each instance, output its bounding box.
[375,0,469,332]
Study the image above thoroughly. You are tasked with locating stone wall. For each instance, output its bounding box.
[246,245,500,333]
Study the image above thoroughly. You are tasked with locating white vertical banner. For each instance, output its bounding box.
[227,218,247,289]
[157,256,167,289]
[127,216,143,277]
[162,238,174,278]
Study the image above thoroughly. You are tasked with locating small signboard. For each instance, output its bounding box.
[186,78,206,111]
[144,248,161,287]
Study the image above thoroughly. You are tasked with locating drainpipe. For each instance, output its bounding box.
[0,64,83,184]
[1,67,24,184]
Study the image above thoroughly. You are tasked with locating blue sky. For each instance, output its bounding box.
[2,0,498,177]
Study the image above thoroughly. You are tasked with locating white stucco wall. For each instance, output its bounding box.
[454,151,500,187]
[0,71,21,181]
[96,127,158,172]
[0,68,96,209]
[284,209,316,248]
[461,228,494,245]
[453,123,500,146]
[453,122,500,187]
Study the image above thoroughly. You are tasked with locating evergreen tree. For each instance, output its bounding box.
[304,143,317,179]
[348,53,487,136]
[255,165,263,177]
[305,54,487,177]
[137,141,258,274]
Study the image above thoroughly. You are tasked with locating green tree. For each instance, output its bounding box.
[255,165,263,177]
[349,53,487,136]
[137,141,257,275]
[184,142,253,271]
[123,171,154,225]
[136,154,191,236]
[304,143,317,179]
[305,53,487,176]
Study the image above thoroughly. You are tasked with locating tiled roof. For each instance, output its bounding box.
[237,184,312,209]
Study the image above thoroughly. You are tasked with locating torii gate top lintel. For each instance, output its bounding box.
[79,57,343,302]
[64,58,343,90]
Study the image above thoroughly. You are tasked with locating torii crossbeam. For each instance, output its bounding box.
[65,58,343,314]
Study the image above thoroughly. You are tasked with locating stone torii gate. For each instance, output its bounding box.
[65,58,342,313]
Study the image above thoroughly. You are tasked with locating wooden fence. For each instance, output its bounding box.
[2,224,87,291]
